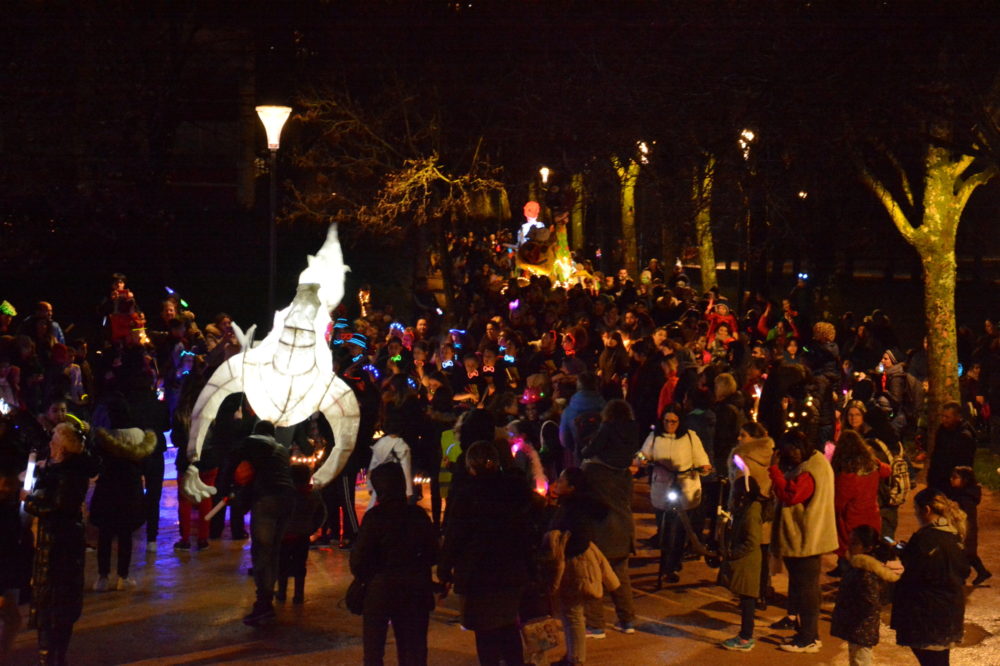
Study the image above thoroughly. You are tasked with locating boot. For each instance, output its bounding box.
[275,578,287,602]
[292,576,305,604]
[971,556,993,586]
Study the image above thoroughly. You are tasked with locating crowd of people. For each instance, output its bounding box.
[0,232,998,665]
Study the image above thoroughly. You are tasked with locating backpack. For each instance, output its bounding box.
[875,439,910,507]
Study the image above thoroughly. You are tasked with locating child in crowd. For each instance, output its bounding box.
[276,464,327,604]
[718,474,762,651]
[946,465,992,585]
[830,525,900,666]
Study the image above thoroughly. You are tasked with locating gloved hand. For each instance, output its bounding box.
[182,466,217,503]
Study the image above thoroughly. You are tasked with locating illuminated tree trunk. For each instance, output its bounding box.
[694,155,718,291]
[612,156,641,278]
[570,172,586,251]
[861,143,996,455]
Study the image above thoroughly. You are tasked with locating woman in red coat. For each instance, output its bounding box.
[830,430,890,577]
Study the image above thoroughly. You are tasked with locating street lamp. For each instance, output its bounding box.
[256,104,292,317]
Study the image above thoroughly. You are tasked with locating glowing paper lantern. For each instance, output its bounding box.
[183,226,360,501]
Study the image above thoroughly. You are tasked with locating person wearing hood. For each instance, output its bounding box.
[226,420,295,627]
[22,421,98,666]
[730,422,775,609]
[831,525,901,666]
[927,402,977,493]
[717,473,764,652]
[89,424,157,592]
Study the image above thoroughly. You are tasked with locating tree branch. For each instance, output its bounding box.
[956,162,998,209]
[858,165,917,244]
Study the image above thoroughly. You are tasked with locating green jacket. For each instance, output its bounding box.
[717,500,762,598]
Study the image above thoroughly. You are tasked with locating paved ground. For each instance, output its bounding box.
[6,477,1000,665]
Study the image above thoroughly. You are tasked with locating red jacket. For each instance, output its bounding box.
[833,463,891,556]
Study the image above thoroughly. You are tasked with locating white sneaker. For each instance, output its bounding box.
[116,577,137,591]
[93,577,109,592]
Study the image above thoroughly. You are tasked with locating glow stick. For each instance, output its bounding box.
[21,451,37,511]
[203,496,229,522]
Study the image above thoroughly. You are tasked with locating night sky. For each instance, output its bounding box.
[2,0,999,341]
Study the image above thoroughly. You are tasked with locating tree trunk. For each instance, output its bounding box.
[918,241,960,457]
[432,217,456,324]
[613,156,640,278]
[570,173,585,252]
[694,156,718,291]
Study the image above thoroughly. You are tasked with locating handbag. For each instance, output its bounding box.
[345,577,367,615]
[521,615,565,666]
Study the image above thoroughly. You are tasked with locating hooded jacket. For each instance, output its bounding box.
[831,553,900,647]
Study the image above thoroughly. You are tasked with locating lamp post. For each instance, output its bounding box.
[256,104,292,317]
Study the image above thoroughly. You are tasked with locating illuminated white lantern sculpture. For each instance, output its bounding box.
[182,225,360,500]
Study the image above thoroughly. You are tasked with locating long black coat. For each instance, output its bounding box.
[890,525,970,648]
[349,500,437,616]
[24,452,98,632]
[439,472,534,596]
[89,455,145,532]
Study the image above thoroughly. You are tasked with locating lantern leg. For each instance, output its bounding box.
[310,378,361,488]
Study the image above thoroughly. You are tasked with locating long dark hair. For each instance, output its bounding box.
[653,404,689,437]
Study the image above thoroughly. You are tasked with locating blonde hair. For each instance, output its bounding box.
[812,321,836,343]
[915,488,967,543]
[714,373,738,400]
[53,422,85,455]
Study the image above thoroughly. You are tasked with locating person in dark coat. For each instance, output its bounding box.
[718,476,763,652]
[276,464,327,604]
[226,420,295,626]
[439,440,534,666]
[926,402,977,493]
[350,462,438,666]
[581,399,641,635]
[830,525,900,666]
[891,488,970,665]
[625,339,665,433]
[945,466,991,585]
[22,422,98,666]
[0,464,32,660]
[89,426,157,591]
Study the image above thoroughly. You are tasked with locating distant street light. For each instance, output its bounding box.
[798,190,809,199]
[256,105,292,318]
[539,166,551,184]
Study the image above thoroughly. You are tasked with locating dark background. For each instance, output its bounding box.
[2,0,999,346]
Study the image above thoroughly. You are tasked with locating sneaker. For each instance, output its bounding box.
[585,627,606,639]
[243,602,276,626]
[174,540,191,551]
[779,639,822,653]
[769,616,798,630]
[146,541,157,553]
[614,621,636,635]
[93,577,110,592]
[973,571,993,586]
[722,636,756,651]
[116,577,137,591]
[663,572,680,584]
[197,540,209,550]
